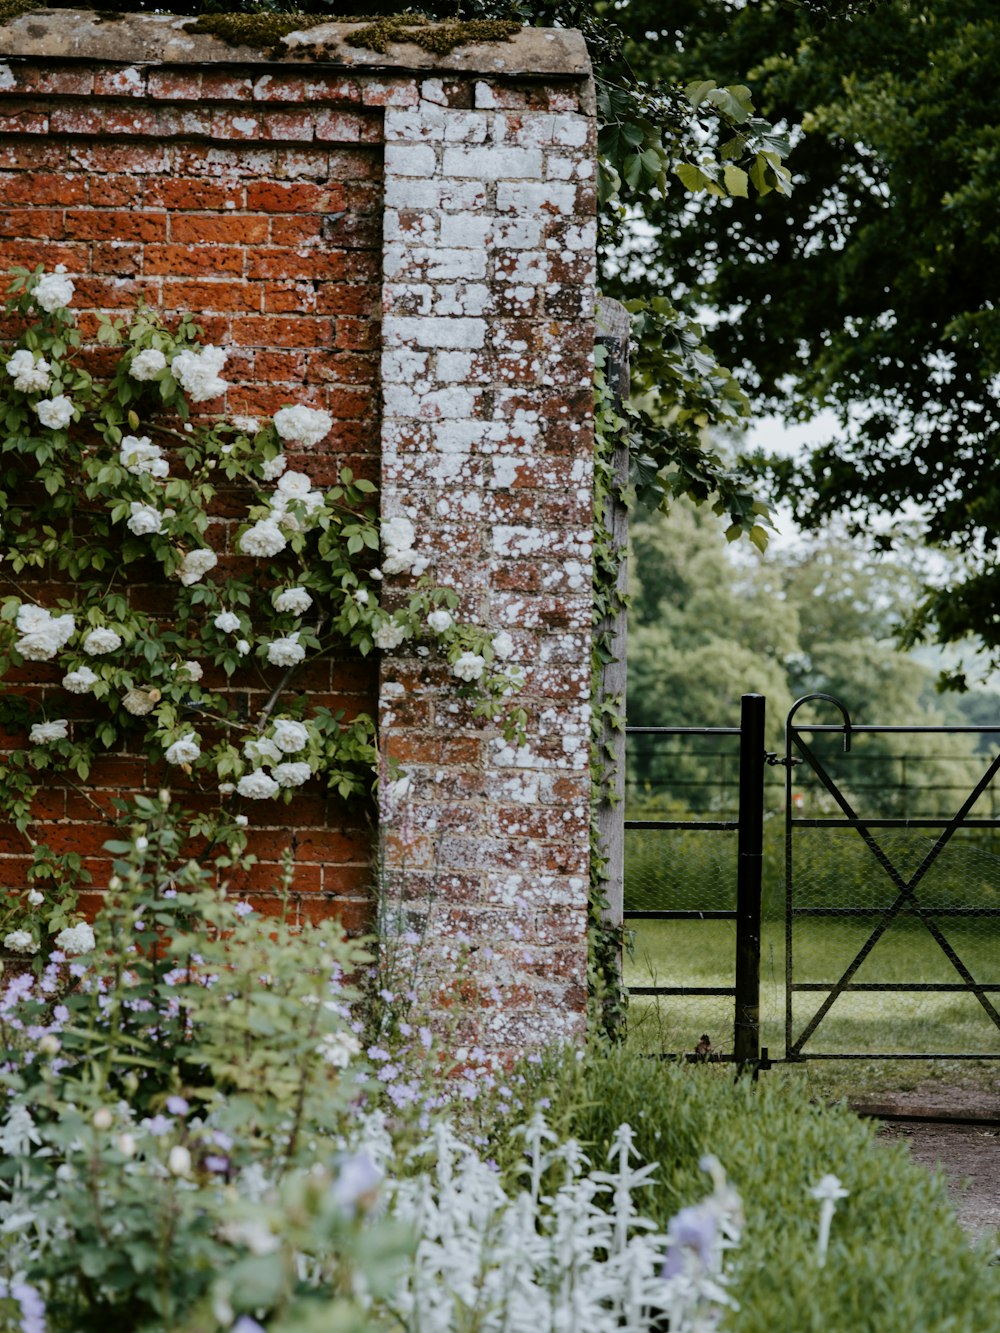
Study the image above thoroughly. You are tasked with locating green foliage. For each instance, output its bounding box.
[549,1045,1000,1333]
[618,0,1000,671]
[0,266,524,946]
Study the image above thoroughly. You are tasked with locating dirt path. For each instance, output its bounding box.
[857,1085,1000,1245]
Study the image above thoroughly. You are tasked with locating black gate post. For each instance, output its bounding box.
[735,693,765,1071]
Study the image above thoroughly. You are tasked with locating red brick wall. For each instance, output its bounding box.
[0,18,597,1055]
[0,59,386,929]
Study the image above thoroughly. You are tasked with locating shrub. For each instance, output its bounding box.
[551,1045,1000,1332]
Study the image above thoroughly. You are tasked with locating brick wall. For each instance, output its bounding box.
[0,14,596,1053]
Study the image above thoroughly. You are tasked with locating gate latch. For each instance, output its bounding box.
[765,753,803,768]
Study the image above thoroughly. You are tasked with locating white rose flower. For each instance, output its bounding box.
[276,470,313,500]
[353,588,369,605]
[164,732,201,765]
[271,489,322,533]
[237,769,280,800]
[6,348,51,393]
[35,394,74,429]
[54,921,95,955]
[62,665,98,693]
[273,761,311,788]
[126,502,163,536]
[244,736,282,765]
[176,660,203,682]
[427,610,453,634]
[3,930,37,954]
[27,889,44,907]
[235,639,251,655]
[381,515,415,554]
[232,415,260,434]
[239,520,287,559]
[260,453,287,481]
[213,611,241,634]
[15,606,75,661]
[33,271,75,313]
[177,548,218,586]
[272,586,313,615]
[171,345,228,403]
[452,651,486,682]
[129,348,167,381]
[83,627,122,655]
[265,634,305,667]
[373,620,409,650]
[122,688,158,716]
[120,435,168,478]
[273,405,333,447]
[491,630,515,660]
[16,605,52,633]
[29,719,69,744]
[271,719,309,753]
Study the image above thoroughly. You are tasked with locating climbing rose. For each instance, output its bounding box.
[273,761,311,788]
[82,627,122,655]
[237,769,280,800]
[35,394,73,429]
[214,611,241,634]
[272,586,313,615]
[15,605,75,661]
[164,732,201,765]
[452,651,486,682]
[171,345,228,403]
[176,659,203,682]
[6,348,50,393]
[492,630,514,660]
[126,502,163,536]
[120,435,168,478]
[265,634,306,667]
[28,719,68,744]
[33,271,75,312]
[427,610,453,633]
[3,930,37,954]
[261,453,287,481]
[273,405,333,447]
[54,922,95,955]
[129,348,167,381]
[239,520,287,558]
[177,548,218,586]
[373,620,408,650]
[62,666,98,693]
[244,736,282,765]
[122,688,157,716]
[271,719,309,753]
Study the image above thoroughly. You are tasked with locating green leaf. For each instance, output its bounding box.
[723,164,749,197]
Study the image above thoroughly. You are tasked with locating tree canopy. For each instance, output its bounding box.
[604,0,1000,678]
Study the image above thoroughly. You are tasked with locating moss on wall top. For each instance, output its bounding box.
[185,12,520,59]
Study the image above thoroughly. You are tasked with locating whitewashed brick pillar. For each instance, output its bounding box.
[378,42,597,1058]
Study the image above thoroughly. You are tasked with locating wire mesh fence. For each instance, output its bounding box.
[624,705,1000,1062]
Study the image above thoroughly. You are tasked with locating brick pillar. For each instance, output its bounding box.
[378,67,597,1056]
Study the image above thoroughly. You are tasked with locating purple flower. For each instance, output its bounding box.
[143,1114,172,1137]
[204,1154,229,1174]
[232,1320,267,1333]
[165,1095,189,1116]
[331,1151,381,1214]
[662,1203,717,1279]
[234,901,253,917]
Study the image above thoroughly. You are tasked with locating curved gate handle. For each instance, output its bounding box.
[786,692,854,753]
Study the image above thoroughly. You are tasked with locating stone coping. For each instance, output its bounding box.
[0,9,591,76]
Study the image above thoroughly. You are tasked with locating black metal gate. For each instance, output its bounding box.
[624,692,1000,1069]
[784,694,1000,1063]
[624,694,767,1069]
